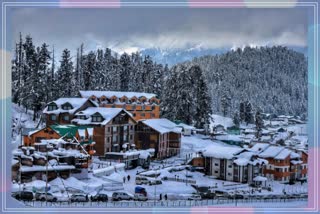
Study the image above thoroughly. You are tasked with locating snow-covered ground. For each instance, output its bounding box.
[210,114,234,129]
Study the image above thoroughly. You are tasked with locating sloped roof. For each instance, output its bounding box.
[80,90,157,100]
[274,148,291,160]
[249,143,270,153]
[202,145,244,159]
[140,118,182,134]
[258,146,284,158]
[73,107,133,125]
[43,98,96,115]
[50,124,92,138]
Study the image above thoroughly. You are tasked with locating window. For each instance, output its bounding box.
[124,126,128,131]
[78,115,86,120]
[48,104,58,111]
[132,105,136,110]
[50,115,57,121]
[214,163,219,166]
[214,171,218,174]
[130,135,133,140]
[108,127,111,132]
[112,126,117,133]
[142,105,146,110]
[123,135,128,142]
[112,104,116,108]
[62,104,73,110]
[92,115,103,122]
[112,135,117,143]
[130,126,133,130]
[151,106,155,110]
[133,113,136,117]
[63,115,69,121]
[227,173,232,176]
[141,113,145,117]
[228,165,232,168]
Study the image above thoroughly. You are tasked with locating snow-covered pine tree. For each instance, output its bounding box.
[82,51,96,90]
[244,101,254,125]
[119,53,132,91]
[233,111,240,128]
[57,49,74,97]
[191,65,212,129]
[37,43,51,105]
[255,107,264,138]
[239,101,245,123]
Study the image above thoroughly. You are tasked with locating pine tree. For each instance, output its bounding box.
[37,43,51,105]
[239,101,245,123]
[191,65,212,128]
[255,107,264,138]
[233,111,240,128]
[244,101,254,125]
[119,53,132,91]
[57,49,74,97]
[82,51,96,90]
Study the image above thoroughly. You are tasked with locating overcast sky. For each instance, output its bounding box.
[10,8,308,55]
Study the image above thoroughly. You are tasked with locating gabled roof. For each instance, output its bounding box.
[43,98,97,115]
[72,107,134,125]
[140,118,182,134]
[258,146,284,158]
[50,124,93,138]
[202,145,244,159]
[274,148,292,160]
[249,143,271,153]
[80,90,157,100]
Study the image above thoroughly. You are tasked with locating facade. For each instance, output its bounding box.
[252,143,308,182]
[72,107,136,156]
[22,127,61,146]
[135,119,182,159]
[43,98,97,126]
[79,90,160,120]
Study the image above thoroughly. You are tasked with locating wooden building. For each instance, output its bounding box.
[72,107,136,156]
[79,90,160,120]
[43,98,97,126]
[135,119,182,159]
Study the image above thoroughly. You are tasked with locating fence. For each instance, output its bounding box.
[162,177,196,184]
[20,196,308,208]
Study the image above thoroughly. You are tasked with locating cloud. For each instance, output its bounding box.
[10,8,308,55]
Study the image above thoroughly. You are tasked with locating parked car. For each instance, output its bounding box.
[91,193,108,202]
[135,176,149,185]
[187,194,202,200]
[70,194,89,202]
[112,192,134,201]
[148,178,162,186]
[12,191,34,201]
[134,193,148,201]
[135,186,147,197]
[35,192,57,202]
[200,190,215,199]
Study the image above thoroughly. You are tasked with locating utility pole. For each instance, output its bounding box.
[45,140,48,204]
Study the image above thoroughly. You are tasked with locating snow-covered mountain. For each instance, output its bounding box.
[140,46,229,66]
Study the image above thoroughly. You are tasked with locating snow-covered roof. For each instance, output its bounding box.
[249,143,270,153]
[215,134,243,142]
[210,114,234,129]
[258,146,284,158]
[141,118,182,134]
[253,176,267,182]
[291,160,303,165]
[202,145,244,159]
[274,148,291,160]
[290,152,301,159]
[20,164,75,172]
[176,123,196,130]
[73,107,133,125]
[80,90,157,100]
[43,98,95,115]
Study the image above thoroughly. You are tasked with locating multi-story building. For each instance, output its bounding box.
[79,90,160,120]
[202,146,268,183]
[72,107,136,156]
[135,119,182,159]
[43,98,97,126]
[257,144,308,182]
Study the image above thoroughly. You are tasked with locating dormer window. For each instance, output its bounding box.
[47,103,58,111]
[62,103,73,110]
[92,113,103,122]
[78,115,86,120]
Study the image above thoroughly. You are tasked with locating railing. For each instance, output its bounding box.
[162,177,196,184]
[20,196,308,208]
